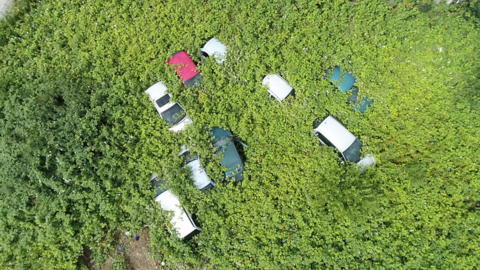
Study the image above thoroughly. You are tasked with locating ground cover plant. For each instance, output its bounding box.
[0,0,479,269]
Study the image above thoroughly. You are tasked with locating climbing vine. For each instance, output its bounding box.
[0,0,479,269]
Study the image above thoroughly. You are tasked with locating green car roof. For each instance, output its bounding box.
[211,127,245,182]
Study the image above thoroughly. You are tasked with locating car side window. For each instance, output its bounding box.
[316,132,334,147]
[284,89,296,103]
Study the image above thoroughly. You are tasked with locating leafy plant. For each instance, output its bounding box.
[0,0,479,269]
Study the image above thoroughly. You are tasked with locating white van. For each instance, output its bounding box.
[313,115,375,171]
[262,74,295,103]
[201,38,227,64]
[150,175,201,240]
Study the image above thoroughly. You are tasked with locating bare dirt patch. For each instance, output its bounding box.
[120,229,156,270]
[100,258,113,270]
[96,229,157,270]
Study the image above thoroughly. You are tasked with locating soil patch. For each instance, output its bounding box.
[97,229,156,270]
[100,258,113,270]
[120,229,156,270]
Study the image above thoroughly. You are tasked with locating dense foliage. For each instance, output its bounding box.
[1,0,479,269]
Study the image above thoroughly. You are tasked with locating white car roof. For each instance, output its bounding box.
[154,190,199,239]
[145,81,174,114]
[313,116,357,152]
[185,159,212,189]
[145,81,168,101]
[201,38,227,64]
[262,74,293,102]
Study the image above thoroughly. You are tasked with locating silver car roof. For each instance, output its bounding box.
[145,81,175,114]
[185,159,212,190]
[145,81,168,101]
[180,148,213,189]
[313,115,357,153]
[262,74,293,102]
[201,38,227,64]
[154,190,200,239]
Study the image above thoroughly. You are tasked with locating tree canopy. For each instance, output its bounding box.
[0,0,479,269]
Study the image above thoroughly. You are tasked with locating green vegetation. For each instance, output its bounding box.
[1,0,479,269]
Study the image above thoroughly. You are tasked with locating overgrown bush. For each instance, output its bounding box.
[0,0,479,269]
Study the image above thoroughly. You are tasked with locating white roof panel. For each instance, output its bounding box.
[145,81,174,115]
[313,116,357,152]
[154,190,198,239]
[145,81,168,101]
[262,74,293,102]
[201,38,227,64]
[185,159,212,190]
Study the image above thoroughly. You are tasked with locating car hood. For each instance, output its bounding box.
[169,117,193,132]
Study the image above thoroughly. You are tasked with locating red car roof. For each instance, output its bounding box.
[167,51,199,82]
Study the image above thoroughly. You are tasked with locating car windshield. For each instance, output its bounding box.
[213,136,232,148]
[347,87,359,104]
[161,104,186,124]
[184,153,198,164]
[342,139,363,163]
[151,179,168,198]
[313,118,322,129]
[284,89,296,102]
[211,127,233,143]
[184,73,203,88]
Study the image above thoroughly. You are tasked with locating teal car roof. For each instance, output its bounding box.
[218,144,244,177]
[211,127,244,180]
[354,97,374,113]
[326,66,356,92]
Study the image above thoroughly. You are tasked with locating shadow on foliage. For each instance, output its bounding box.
[456,65,480,110]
